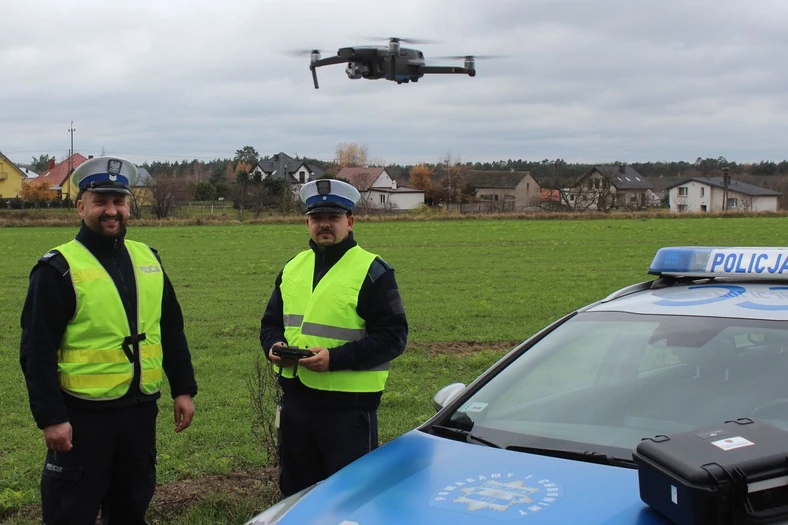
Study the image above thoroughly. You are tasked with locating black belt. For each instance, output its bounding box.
[121,333,147,362]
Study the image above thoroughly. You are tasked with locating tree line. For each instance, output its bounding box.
[16,146,788,215]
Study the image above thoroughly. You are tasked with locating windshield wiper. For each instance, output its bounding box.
[430,425,502,448]
[506,444,636,468]
[429,425,636,468]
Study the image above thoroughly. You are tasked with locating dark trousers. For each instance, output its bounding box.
[41,401,158,525]
[277,398,378,497]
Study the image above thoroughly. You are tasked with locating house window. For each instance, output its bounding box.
[299,172,306,183]
[678,187,688,196]
[379,195,386,204]
[678,204,688,212]
[728,198,738,209]
[700,187,705,197]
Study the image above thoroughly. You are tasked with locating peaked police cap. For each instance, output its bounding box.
[72,156,138,196]
[299,178,360,215]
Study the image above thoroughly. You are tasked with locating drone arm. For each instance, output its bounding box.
[313,55,350,67]
[309,55,352,89]
[419,65,475,76]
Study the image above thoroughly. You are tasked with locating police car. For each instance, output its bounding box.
[245,247,788,525]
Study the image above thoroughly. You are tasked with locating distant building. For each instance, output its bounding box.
[462,170,541,211]
[665,177,781,213]
[0,150,26,199]
[37,154,90,200]
[251,152,324,185]
[337,167,425,211]
[570,164,656,210]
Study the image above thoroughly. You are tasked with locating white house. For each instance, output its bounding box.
[665,177,781,213]
[337,167,425,211]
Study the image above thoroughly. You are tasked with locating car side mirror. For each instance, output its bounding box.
[433,383,466,411]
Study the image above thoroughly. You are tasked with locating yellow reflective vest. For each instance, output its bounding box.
[278,245,390,392]
[54,239,164,400]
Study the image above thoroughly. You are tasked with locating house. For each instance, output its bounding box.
[251,152,325,185]
[37,153,90,200]
[567,164,655,211]
[462,170,541,211]
[0,150,27,199]
[337,167,425,212]
[665,177,781,213]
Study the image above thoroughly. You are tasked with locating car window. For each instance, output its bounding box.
[492,323,615,406]
[446,311,788,456]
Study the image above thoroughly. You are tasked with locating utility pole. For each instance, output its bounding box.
[67,122,76,206]
[722,166,729,212]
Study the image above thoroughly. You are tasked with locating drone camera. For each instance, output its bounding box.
[345,62,369,79]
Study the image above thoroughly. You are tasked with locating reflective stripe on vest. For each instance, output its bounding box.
[55,239,164,400]
[279,245,390,392]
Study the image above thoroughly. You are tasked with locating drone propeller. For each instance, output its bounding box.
[283,48,324,57]
[360,36,442,45]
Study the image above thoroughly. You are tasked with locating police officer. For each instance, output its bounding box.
[259,178,408,497]
[19,156,198,525]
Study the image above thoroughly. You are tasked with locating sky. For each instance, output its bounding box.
[2,0,787,169]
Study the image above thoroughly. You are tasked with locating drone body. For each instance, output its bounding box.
[306,38,481,89]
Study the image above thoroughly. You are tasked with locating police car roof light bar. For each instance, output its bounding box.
[649,247,788,279]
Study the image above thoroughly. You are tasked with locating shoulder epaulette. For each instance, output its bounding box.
[36,250,70,277]
[368,257,394,282]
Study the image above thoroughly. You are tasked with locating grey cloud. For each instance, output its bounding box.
[1,0,787,166]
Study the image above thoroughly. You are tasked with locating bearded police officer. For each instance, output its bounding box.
[259,178,408,497]
[19,156,198,525]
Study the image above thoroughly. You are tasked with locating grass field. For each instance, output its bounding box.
[2,215,787,523]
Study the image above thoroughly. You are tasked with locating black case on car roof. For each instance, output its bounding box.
[633,418,788,525]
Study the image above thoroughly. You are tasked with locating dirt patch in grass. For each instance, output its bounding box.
[147,467,279,519]
[422,340,521,356]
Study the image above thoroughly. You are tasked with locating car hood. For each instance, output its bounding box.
[272,429,670,525]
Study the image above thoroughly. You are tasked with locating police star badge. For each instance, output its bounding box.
[107,159,123,182]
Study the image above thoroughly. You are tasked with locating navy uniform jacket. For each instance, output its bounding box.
[20,221,198,430]
[259,231,408,410]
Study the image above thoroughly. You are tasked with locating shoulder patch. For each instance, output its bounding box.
[36,250,70,276]
[368,257,393,283]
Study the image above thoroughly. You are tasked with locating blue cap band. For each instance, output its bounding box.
[305,194,355,210]
[79,172,130,189]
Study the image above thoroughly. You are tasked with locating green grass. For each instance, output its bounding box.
[2,216,787,522]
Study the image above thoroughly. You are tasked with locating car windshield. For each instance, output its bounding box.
[443,311,788,460]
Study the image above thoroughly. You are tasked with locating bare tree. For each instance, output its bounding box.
[738,193,754,211]
[129,187,151,219]
[558,174,616,212]
[149,172,185,219]
[246,354,283,507]
[348,172,380,214]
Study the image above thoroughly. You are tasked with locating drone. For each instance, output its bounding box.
[295,37,500,89]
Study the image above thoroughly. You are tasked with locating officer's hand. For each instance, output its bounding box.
[299,347,329,372]
[174,394,195,433]
[268,342,296,367]
[44,422,73,452]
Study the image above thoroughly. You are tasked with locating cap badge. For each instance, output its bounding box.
[107,159,122,182]
[316,179,330,195]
